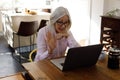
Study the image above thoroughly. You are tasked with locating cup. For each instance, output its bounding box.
[107,50,120,69]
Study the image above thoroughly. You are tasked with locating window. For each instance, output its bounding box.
[0,0,13,10]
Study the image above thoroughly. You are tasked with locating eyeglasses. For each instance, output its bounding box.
[56,20,69,26]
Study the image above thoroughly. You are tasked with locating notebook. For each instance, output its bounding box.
[50,44,104,71]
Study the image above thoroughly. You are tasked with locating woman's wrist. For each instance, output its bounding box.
[48,48,53,54]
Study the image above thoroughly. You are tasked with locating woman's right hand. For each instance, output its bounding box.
[46,31,56,54]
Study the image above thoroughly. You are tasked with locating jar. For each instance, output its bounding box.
[107,49,120,69]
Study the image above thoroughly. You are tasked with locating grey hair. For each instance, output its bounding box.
[47,6,71,33]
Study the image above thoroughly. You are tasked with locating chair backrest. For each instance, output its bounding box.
[11,15,42,32]
[17,21,38,36]
[37,19,48,32]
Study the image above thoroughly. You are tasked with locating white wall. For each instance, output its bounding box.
[0,13,2,32]
[89,0,104,44]
[104,0,120,14]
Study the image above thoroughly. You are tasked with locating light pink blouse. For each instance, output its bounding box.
[34,27,80,61]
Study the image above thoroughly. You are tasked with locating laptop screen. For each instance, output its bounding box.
[62,44,104,71]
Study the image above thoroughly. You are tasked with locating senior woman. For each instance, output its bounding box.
[34,6,80,61]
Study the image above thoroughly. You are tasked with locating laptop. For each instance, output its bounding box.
[50,44,104,71]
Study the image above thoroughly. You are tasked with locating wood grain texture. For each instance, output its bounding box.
[22,56,120,80]
[0,73,25,80]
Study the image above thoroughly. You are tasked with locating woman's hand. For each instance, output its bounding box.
[46,31,56,54]
[56,32,69,40]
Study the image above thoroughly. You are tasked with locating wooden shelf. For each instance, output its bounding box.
[100,16,120,50]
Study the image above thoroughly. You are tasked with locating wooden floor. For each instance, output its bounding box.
[0,34,25,78]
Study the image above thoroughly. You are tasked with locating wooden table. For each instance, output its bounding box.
[0,73,25,80]
[22,57,120,80]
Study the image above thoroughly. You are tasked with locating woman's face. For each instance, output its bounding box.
[54,15,70,33]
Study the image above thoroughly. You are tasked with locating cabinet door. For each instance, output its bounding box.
[101,16,120,50]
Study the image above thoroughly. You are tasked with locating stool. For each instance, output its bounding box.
[13,21,38,63]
